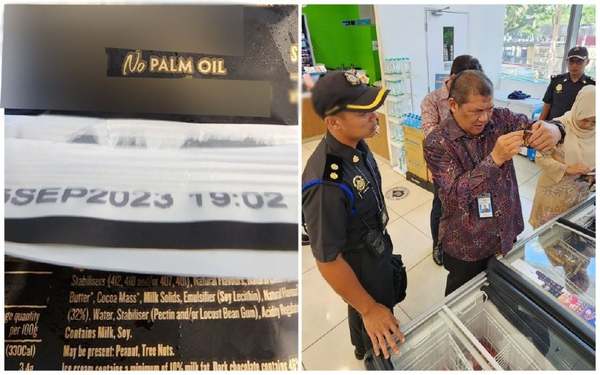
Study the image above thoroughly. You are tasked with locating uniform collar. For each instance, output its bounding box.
[565,73,588,84]
[325,131,368,164]
[444,114,492,141]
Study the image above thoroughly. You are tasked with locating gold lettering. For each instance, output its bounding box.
[169,56,177,72]
[121,50,146,76]
[197,58,212,74]
[149,56,161,72]
[178,57,193,74]
[215,58,227,75]
[97,326,115,339]
[86,346,115,359]
[290,44,298,63]
[115,344,139,358]
[158,58,169,72]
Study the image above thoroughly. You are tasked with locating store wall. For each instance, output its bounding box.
[303,5,381,81]
[375,4,505,112]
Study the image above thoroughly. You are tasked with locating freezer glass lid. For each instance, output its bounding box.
[561,197,595,234]
[503,223,595,329]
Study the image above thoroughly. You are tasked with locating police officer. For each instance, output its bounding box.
[302,70,407,364]
[540,46,595,121]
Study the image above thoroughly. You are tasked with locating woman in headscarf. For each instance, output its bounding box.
[529,85,595,228]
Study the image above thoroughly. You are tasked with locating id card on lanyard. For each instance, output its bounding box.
[477,193,494,218]
[460,138,494,219]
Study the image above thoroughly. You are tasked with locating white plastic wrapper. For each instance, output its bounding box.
[5,114,299,280]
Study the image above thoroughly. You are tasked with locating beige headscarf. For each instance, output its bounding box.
[555,85,595,168]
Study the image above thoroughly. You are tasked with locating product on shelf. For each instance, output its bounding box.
[467,337,500,370]
[478,338,499,358]
[383,57,414,177]
[383,57,411,75]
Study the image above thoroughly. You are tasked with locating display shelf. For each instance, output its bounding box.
[382,56,414,175]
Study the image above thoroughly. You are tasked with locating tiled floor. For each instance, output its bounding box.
[301,137,542,370]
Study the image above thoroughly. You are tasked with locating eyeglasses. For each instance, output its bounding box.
[466,107,494,120]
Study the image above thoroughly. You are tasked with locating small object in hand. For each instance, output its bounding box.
[576,169,595,185]
[523,130,533,146]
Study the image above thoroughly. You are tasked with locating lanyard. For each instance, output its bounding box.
[365,157,384,203]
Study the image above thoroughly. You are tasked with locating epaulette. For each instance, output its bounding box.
[323,154,344,183]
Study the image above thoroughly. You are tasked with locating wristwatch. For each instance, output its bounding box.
[547,120,566,144]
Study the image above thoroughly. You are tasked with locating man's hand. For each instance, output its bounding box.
[316,255,406,359]
[361,302,405,359]
[528,121,561,152]
[566,163,592,176]
[491,131,523,166]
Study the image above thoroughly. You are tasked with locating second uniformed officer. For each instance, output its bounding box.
[540,46,595,121]
[302,70,407,364]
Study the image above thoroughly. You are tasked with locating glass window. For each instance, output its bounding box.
[502,5,572,84]
[578,5,596,79]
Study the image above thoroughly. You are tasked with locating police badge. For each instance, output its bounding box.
[353,175,367,192]
[352,175,371,199]
[556,83,563,93]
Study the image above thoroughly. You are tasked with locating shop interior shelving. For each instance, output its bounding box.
[382,57,414,176]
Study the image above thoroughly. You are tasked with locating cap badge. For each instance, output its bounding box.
[344,69,370,86]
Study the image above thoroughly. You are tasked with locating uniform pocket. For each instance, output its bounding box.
[391,254,407,304]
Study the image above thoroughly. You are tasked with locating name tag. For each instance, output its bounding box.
[477,193,494,219]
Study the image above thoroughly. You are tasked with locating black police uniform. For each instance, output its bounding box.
[302,132,406,353]
[543,73,595,120]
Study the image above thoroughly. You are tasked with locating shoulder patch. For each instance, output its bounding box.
[323,154,344,182]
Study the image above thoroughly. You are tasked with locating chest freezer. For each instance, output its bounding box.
[367,199,595,371]
[558,195,595,238]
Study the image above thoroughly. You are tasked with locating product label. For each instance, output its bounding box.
[5,186,296,223]
[107,48,244,79]
[5,186,297,251]
[4,258,298,371]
